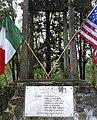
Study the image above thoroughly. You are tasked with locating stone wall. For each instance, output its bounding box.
[2,80,97,120]
[2,86,24,120]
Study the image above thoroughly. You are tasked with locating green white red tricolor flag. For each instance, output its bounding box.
[0,16,24,75]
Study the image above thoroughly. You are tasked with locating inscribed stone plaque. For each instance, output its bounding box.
[25,86,73,117]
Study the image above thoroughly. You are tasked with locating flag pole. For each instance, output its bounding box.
[25,40,51,80]
[47,32,77,77]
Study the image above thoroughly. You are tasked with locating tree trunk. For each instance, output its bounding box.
[68,0,78,79]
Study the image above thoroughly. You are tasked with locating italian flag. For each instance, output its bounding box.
[0,16,24,75]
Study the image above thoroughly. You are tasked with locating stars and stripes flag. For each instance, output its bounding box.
[78,5,97,48]
[78,5,97,67]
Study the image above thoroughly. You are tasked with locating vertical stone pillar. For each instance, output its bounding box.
[63,11,70,79]
[68,0,78,79]
[28,10,34,79]
[20,0,29,79]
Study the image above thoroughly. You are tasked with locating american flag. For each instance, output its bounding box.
[78,5,97,48]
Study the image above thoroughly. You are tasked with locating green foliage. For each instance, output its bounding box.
[34,67,46,79]
[86,60,93,82]
[0,0,17,27]
[86,59,97,85]
[34,67,64,80]
[0,64,13,88]
[73,0,92,14]
[52,69,64,80]
[0,0,16,15]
